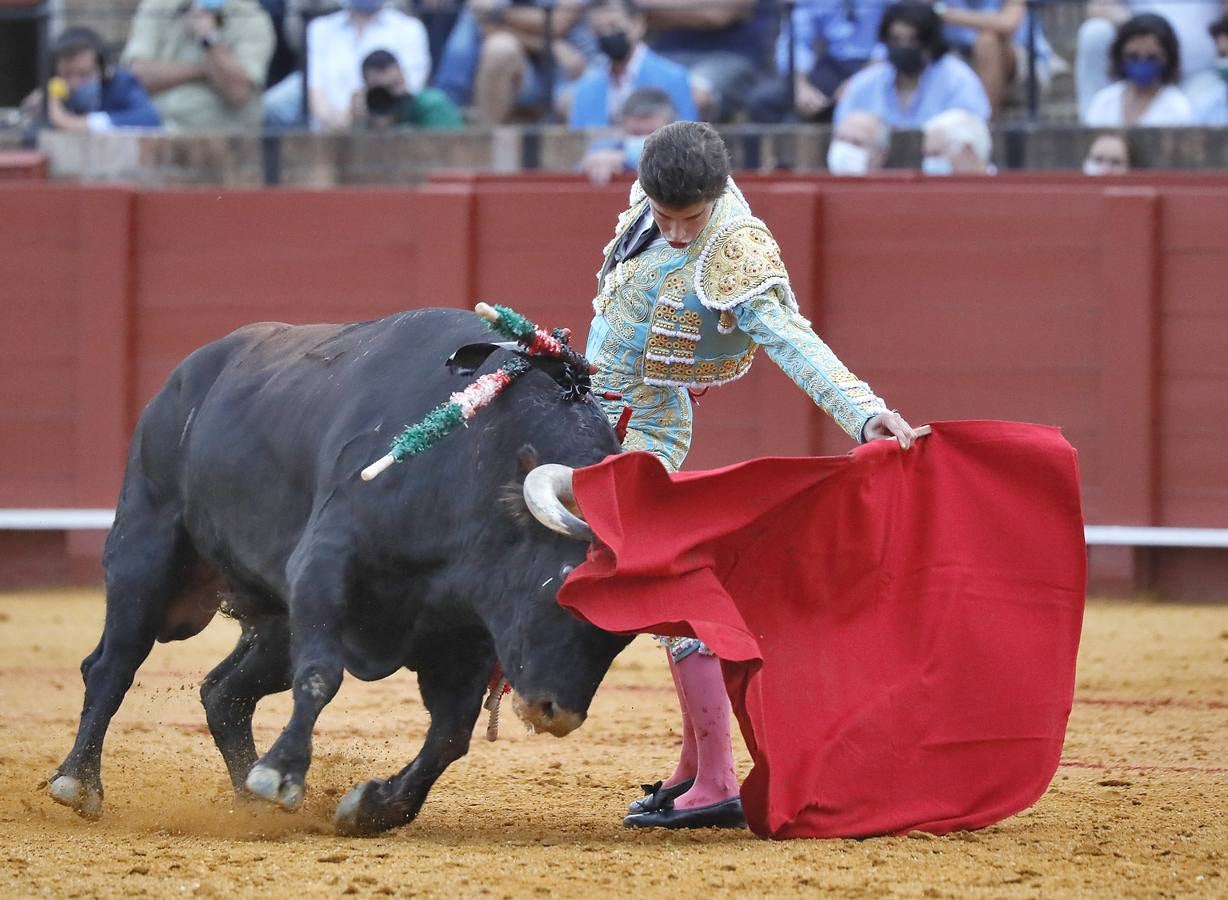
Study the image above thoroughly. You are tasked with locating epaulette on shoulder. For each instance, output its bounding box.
[694,216,796,313]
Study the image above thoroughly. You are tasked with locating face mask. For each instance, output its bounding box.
[623,134,647,170]
[826,139,870,176]
[1216,58,1228,85]
[598,31,632,63]
[888,45,925,77]
[1083,159,1110,176]
[921,154,953,176]
[67,80,102,114]
[344,0,382,12]
[195,0,224,9]
[1123,57,1163,88]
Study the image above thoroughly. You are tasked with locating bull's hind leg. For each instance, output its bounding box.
[243,541,349,812]
[200,615,291,792]
[334,632,492,836]
[50,507,190,819]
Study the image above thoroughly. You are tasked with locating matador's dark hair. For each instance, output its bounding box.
[637,121,730,208]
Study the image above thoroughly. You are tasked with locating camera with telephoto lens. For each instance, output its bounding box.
[365,85,398,117]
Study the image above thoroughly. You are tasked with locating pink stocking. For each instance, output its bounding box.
[662,655,697,788]
[671,651,739,809]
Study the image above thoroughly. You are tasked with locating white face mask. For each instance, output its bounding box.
[921,154,953,176]
[1083,159,1110,176]
[826,139,870,176]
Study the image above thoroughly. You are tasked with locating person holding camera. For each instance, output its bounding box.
[351,48,463,129]
[22,27,161,133]
[121,0,274,130]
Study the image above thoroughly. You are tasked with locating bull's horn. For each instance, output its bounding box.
[523,464,594,542]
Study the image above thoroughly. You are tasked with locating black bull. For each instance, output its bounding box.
[49,308,632,836]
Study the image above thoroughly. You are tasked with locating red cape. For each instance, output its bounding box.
[558,421,1086,839]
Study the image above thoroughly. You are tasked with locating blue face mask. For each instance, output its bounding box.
[921,154,953,176]
[623,135,647,172]
[344,0,383,11]
[67,80,102,114]
[1123,57,1163,87]
[196,0,225,9]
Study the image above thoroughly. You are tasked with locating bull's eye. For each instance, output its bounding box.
[560,564,575,579]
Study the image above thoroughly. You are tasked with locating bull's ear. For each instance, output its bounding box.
[517,444,540,478]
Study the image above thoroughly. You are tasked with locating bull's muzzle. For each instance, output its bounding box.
[512,692,585,737]
[523,464,594,542]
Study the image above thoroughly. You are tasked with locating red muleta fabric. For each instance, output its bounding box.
[557,420,1086,839]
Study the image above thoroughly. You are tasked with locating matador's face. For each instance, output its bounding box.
[648,198,715,249]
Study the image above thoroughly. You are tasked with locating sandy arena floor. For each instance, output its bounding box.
[0,591,1224,899]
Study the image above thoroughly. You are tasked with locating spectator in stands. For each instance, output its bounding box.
[1190,13,1228,123]
[351,47,462,128]
[580,85,676,183]
[264,0,411,126]
[23,26,161,133]
[569,0,696,128]
[1082,14,1193,126]
[826,110,892,175]
[122,0,274,130]
[749,0,890,123]
[639,0,776,121]
[1076,0,1218,121]
[1082,131,1132,173]
[305,0,430,131]
[434,0,595,125]
[931,0,1061,119]
[921,107,993,174]
[835,2,990,128]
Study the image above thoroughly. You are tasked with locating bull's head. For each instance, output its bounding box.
[495,460,621,737]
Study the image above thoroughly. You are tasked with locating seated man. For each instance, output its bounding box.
[921,107,993,174]
[307,0,430,131]
[580,85,676,183]
[25,26,161,133]
[122,0,274,130]
[933,0,1060,119]
[352,48,463,129]
[835,1,990,128]
[639,0,777,121]
[569,0,696,128]
[749,0,890,123]
[1075,0,1219,121]
[1190,13,1228,122]
[263,0,414,126]
[826,110,891,175]
[432,0,595,125]
[1082,130,1134,173]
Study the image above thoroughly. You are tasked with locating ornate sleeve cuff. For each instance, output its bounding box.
[735,291,888,443]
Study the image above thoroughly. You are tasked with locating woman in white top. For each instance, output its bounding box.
[1083,13,1194,126]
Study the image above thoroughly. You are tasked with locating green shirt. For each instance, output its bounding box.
[380,88,464,130]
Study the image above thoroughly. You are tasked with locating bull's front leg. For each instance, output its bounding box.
[244,542,349,812]
[334,632,492,836]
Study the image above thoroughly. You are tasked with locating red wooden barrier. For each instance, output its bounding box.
[1,177,1226,598]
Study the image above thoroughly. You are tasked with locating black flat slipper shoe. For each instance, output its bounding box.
[623,795,745,830]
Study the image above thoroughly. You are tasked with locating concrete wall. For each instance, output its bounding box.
[1,176,1226,598]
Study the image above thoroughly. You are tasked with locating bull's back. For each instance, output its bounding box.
[152,310,486,569]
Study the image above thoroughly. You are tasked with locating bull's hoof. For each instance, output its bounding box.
[244,764,304,812]
[49,774,102,819]
[334,780,370,834]
[334,781,410,837]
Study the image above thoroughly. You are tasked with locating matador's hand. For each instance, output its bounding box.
[863,410,918,449]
